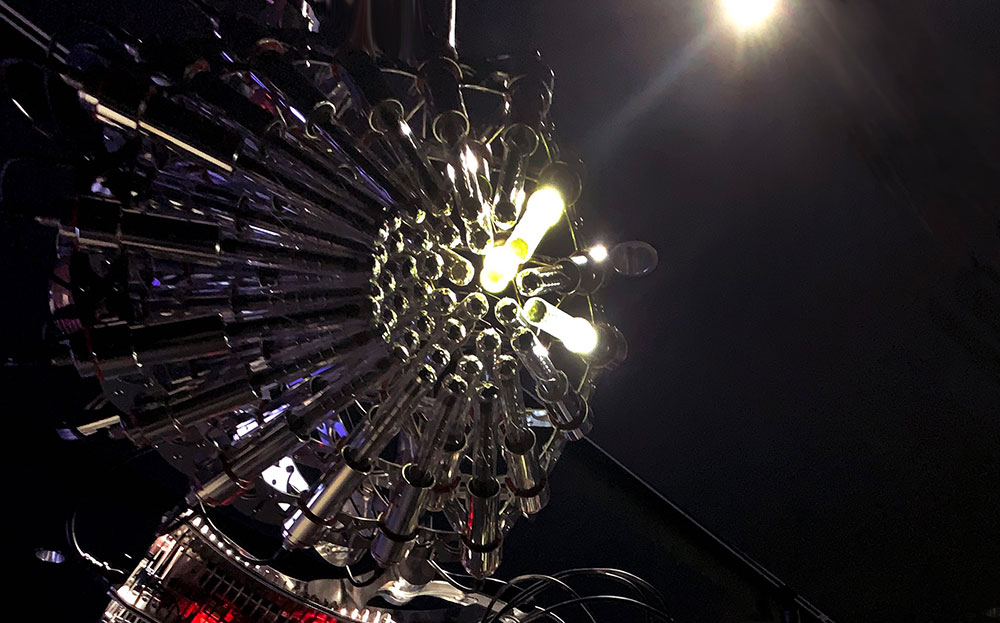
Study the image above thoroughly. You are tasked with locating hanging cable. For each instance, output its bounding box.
[483,567,672,623]
[62,447,160,579]
[66,509,127,578]
[552,567,667,611]
[346,563,384,588]
[430,559,484,593]
[518,595,676,623]
[482,573,597,623]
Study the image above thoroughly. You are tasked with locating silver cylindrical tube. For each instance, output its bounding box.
[132,315,231,367]
[131,376,258,444]
[475,329,502,379]
[461,478,503,579]
[370,464,434,566]
[503,428,549,514]
[283,363,438,549]
[536,371,592,441]
[282,446,371,549]
[398,536,436,586]
[193,424,303,506]
[514,262,579,297]
[427,433,465,511]
[439,247,473,286]
[511,328,559,382]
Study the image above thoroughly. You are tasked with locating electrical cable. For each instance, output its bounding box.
[429,559,483,593]
[552,567,667,611]
[484,567,673,623]
[518,595,676,623]
[426,565,569,623]
[482,573,596,623]
[63,447,158,578]
[554,568,666,623]
[424,561,513,591]
[345,563,384,588]
[487,574,584,623]
[67,509,127,578]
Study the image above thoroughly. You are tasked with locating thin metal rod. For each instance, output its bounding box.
[583,437,835,622]
[0,0,69,62]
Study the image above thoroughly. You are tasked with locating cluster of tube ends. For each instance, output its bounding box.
[1,2,647,582]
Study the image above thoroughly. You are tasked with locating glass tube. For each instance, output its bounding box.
[491,125,537,229]
[439,247,474,287]
[493,297,523,329]
[521,296,598,354]
[472,383,500,483]
[283,362,439,549]
[409,373,470,480]
[510,327,559,383]
[475,328,502,378]
[514,262,578,297]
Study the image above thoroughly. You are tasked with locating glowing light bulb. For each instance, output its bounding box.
[587,244,608,262]
[508,186,565,261]
[723,0,777,29]
[480,244,521,293]
[479,186,566,294]
[521,297,599,354]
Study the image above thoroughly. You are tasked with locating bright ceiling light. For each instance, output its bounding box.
[723,0,777,29]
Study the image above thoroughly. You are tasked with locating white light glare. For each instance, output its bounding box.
[117,586,139,606]
[723,0,777,29]
[587,245,608,262]
[480,244,521,293]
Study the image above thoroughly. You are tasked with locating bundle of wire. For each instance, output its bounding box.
[425,561,673,623]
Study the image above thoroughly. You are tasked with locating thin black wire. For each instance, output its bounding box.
[549,568,667,623]
[553,568,667,611]
[345,564,384,588]
[67,509,127,578]
[486,575,584,623]
[63,447,158,578]
[429,563,574,623]
[427,561,514,591]
[519,595,676,623]
[347,495,377,538]
[484,567,670,623]
[483,574,596,623]
[429,559,484,593]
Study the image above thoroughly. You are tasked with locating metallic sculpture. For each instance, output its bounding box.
[1,0,651,584]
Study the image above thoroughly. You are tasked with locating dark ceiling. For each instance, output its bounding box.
[3,1,999,622]
[460,0,1000,621]
[459,2,1000,620]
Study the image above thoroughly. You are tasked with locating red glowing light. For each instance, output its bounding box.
[177,597,237,623]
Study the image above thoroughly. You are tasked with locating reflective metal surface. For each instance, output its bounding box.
[1,0,656,585]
